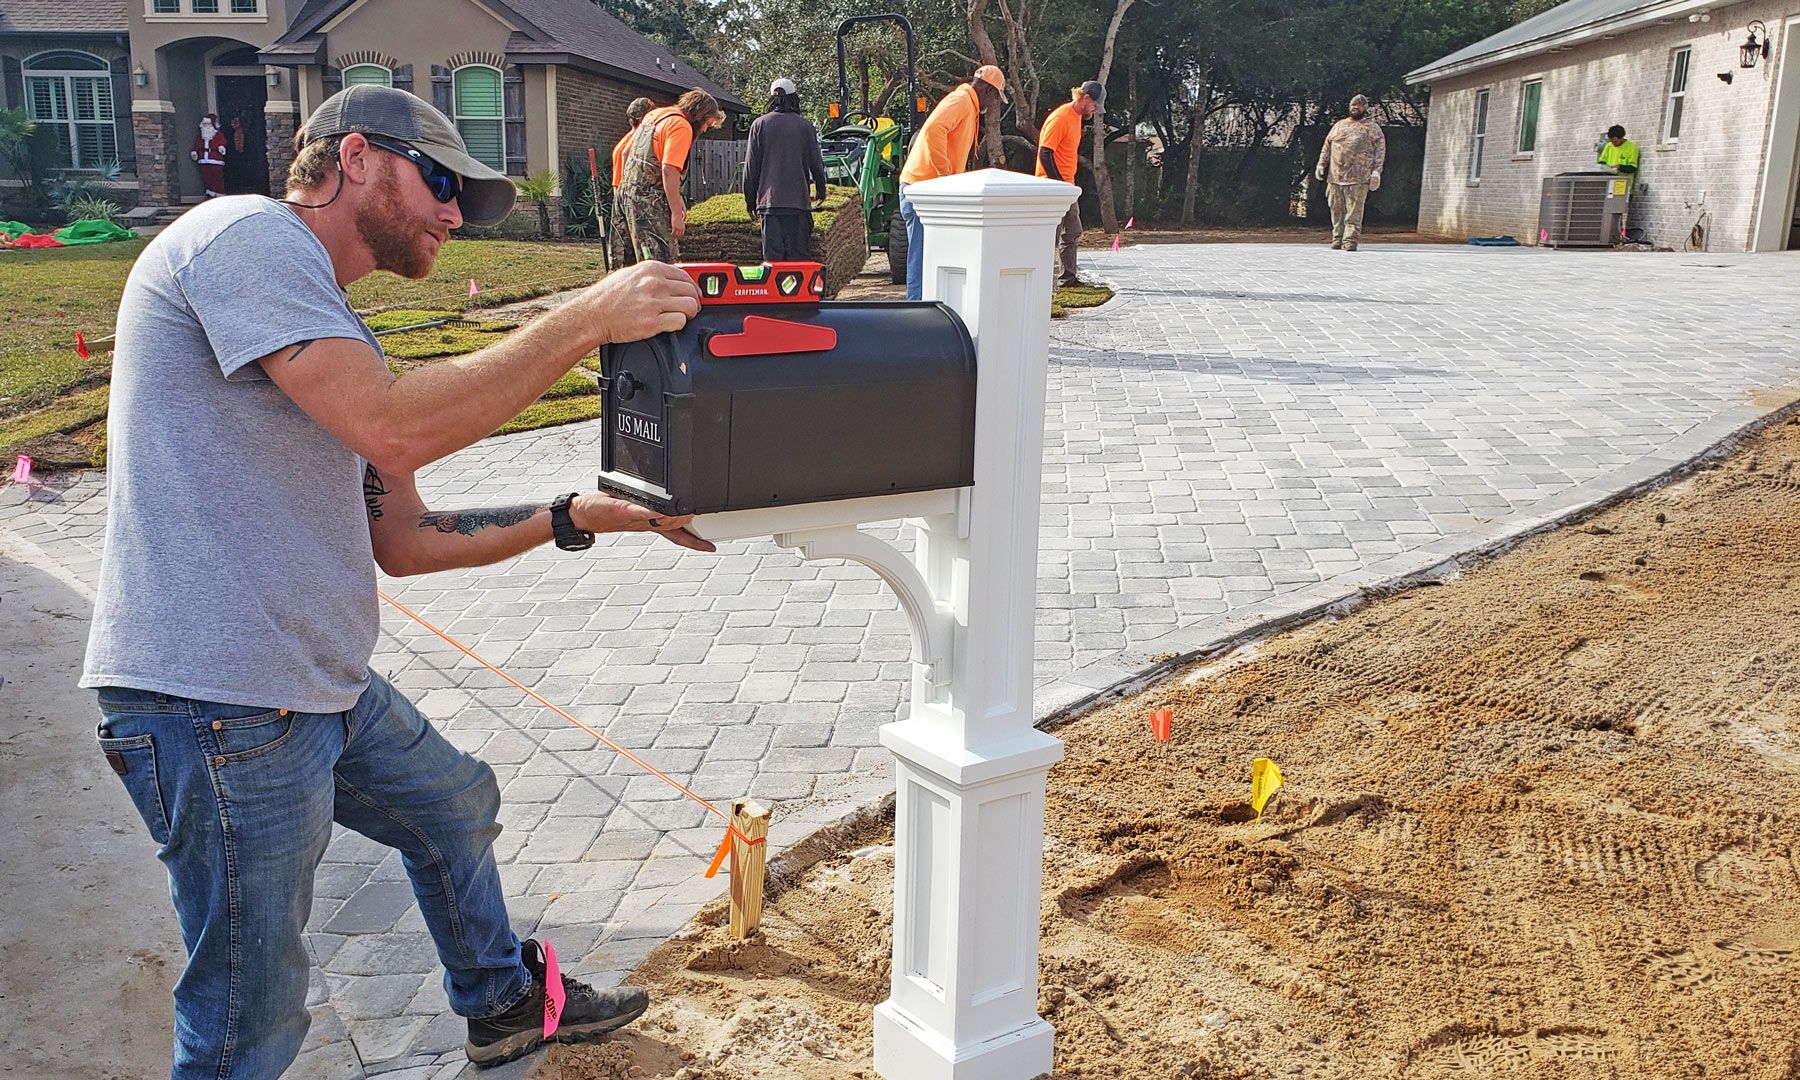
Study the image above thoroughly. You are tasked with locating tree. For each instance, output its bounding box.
[1089,0,1135,231]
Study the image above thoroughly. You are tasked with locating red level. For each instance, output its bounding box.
[680,261,826,305]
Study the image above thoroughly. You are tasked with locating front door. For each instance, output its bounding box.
[215,75,268,195]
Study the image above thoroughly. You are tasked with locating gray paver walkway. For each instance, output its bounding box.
[5,242,1799,1076]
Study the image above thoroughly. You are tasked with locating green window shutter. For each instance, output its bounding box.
[1518,82,1541,153]
[454,66,504,170]
[454,66,502,118]
[343,64,391,88]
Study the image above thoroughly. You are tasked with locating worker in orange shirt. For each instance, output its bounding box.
[1035,79,1104,286]
[616,88,726,263]
[896,65,1006,300]
[607,96,654,268]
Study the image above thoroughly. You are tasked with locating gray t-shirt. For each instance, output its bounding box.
[81,196,383,712]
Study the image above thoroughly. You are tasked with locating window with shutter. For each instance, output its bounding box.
[431,65,453,117]
[1516,80,1541,154]
[343,64,391,88]
[24,52,116,169]
[453,65,504,170]
[502,65,525,176]
[392,64,413,94]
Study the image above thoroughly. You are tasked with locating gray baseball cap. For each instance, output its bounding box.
[301,84,517,227]
[1080,80,1106,106]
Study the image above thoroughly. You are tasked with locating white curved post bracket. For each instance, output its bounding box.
[772,524,952,675]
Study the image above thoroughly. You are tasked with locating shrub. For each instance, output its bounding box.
[66,194,123,225]
[517,170,559,238]
[562,152,607,239]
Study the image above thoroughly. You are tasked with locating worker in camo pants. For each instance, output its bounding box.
[616,88,725,262]
[1315,94,1386,251]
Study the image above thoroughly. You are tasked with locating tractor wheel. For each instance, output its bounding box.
[887,209,909,285]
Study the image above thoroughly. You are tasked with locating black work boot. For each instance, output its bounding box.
[465,939,649,1068]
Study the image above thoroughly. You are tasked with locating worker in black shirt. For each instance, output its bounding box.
[743,77,829,261]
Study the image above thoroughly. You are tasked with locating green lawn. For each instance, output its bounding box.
[0,238,613,467]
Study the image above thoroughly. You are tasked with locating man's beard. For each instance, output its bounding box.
[354,170,438,279]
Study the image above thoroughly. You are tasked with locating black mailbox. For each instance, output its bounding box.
[596,299,976,516]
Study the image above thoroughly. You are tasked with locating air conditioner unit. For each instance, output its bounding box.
[1538,172,1631,247]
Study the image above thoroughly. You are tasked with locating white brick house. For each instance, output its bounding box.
[1409,0,1800,251]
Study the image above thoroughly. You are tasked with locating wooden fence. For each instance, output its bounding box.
[683,139,747,204]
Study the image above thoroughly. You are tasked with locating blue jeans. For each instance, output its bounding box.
[96,673,529,1079]
[899,184,925,301]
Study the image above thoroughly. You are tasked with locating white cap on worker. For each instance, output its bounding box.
[770,78,797,97]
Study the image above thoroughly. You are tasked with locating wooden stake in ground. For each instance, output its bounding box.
[728,799,771,940]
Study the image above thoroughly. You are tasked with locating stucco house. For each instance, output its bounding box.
[1409,0,1800,251]
[0,0,742,212]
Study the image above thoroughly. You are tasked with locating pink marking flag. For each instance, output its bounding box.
[12,455,32,485]
[468,278,479,298]
[1110,234,1122,254]
[542,940,565,1037]
[1124,216,1135,230]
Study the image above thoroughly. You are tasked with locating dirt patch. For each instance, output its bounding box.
[551,416,1800,1080]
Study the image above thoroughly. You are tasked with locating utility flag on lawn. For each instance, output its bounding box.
[469,278,479,298]
[1250,758,1284,818]
[74,331,89,359]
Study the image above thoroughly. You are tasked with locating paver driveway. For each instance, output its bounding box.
[4,242,1798,1076]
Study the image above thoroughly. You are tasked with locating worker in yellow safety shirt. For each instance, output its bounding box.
[1598,124,1639,190]
[896,64,1006,300]
[1035,79,1105,286]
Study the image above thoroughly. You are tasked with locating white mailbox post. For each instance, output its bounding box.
[693,168,1079,1080]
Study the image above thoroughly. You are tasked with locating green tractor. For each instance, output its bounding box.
[818,14,927,285]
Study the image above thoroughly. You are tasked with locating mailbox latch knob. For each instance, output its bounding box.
[612,370,643,401]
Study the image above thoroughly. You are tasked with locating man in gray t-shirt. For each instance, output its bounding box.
[84,86,709,1077]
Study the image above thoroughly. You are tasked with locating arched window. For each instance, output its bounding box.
[343,63,391,88]
[452,65,503,170]
[23,50,116,170]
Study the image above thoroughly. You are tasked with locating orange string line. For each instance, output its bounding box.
[378,590,766,848]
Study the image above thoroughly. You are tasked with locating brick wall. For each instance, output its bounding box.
[265,111,297,196]
[557,67,657,180]
[1417,0,1796,251]
[132,111,180,206]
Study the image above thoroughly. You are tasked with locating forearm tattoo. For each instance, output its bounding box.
[363,464,389,520]
[418,505,546,536]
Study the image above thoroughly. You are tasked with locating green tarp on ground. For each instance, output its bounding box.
[53,219,136,245]
[0,219,136,245]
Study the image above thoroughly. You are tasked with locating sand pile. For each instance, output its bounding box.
[548,415,1800,1080]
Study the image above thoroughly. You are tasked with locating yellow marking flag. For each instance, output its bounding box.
[1250,758,1284,818]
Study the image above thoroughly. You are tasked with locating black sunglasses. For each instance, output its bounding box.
[363,136,462,204]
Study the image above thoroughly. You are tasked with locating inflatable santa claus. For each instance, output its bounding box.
[191,113,227,198]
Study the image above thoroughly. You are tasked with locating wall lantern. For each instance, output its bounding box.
[265,66,282,87]
[1741,21,1770,68]
[133,63,148,87]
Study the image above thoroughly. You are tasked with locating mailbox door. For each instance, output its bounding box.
[603,340,670,495]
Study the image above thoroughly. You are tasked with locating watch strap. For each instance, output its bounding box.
[550,493,594,551]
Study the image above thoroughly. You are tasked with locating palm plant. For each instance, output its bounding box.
[517,170,559,238]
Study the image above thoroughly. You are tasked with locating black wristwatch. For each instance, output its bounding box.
[549,493,594,551]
